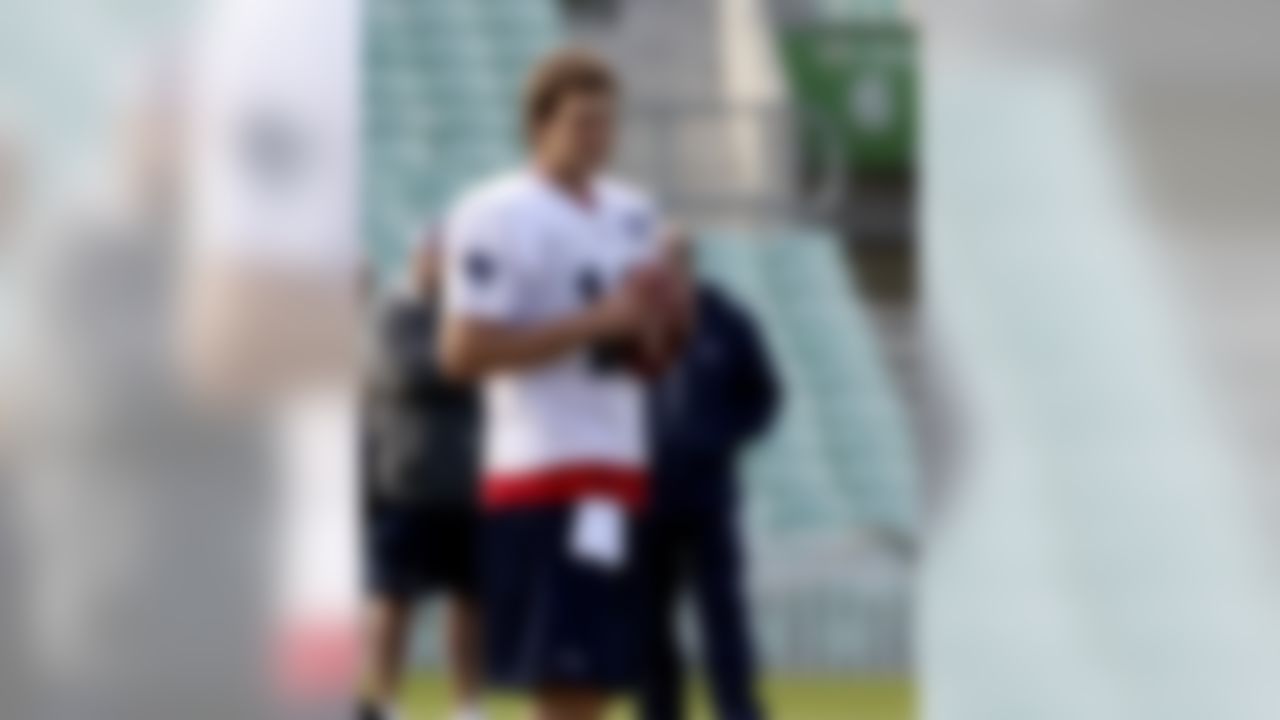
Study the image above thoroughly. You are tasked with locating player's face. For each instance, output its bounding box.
[544,90,616,173]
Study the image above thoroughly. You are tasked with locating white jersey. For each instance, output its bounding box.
[443,169,661,510]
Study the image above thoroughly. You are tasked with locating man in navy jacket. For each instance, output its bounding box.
[640,280,781,720]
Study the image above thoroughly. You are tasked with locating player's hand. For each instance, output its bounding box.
[620,258,694,378]
[588,281,650,341]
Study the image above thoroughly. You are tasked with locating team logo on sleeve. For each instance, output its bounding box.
[241,110,307,193]
[577,267,604,301]
[622,210,653,242]
[466,250,496,285]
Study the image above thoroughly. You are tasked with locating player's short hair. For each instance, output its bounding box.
[523,48,617,142]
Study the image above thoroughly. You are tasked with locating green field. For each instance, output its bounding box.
[403,674,913,720]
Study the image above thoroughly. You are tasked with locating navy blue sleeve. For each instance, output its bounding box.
[717,289,781,445]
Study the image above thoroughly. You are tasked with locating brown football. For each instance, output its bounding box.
[624,262,694,378]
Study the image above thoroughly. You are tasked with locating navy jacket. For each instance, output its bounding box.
[650,283,780,514]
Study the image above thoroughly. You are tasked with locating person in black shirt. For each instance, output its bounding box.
[360,234,483,720]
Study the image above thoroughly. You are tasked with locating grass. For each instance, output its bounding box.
[402,674,914,719]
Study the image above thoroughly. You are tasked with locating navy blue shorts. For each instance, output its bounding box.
[364,504,479,601]
[483,507,641,691]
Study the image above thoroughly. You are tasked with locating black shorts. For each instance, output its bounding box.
[364,503,479,601]
[483,507,641,692]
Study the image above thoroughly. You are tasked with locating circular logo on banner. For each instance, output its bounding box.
[849,72,894,135]
[242,110,308,193]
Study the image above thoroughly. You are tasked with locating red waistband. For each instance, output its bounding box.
[484,463,648,511]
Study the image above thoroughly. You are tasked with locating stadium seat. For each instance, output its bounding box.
[365,0,563,277]
[696,232,916,536]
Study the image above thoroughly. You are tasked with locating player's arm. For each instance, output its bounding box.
[436,204,648,381]
[439,290,642,380]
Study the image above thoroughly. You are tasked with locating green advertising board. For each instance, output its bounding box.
[780,22,918,177]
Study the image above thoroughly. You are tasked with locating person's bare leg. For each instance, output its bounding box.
[362,596,414,716]
[530,687,610,720]
[444,595,485,718]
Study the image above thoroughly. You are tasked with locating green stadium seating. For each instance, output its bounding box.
[697,231,916,537]
[364,0,563,278]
